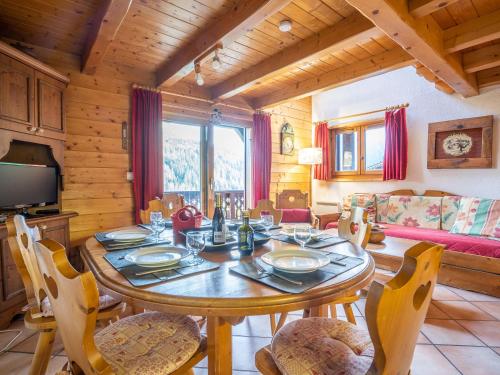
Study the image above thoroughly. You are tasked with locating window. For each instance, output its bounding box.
[331,121,385,180]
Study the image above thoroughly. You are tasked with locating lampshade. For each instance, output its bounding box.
[298,147,323,165]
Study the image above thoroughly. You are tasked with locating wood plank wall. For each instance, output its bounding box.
[2,39,313,244]
[268,97,313,203]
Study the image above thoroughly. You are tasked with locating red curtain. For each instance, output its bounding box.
[252,112,272,207]
[383,108,408,181]
[314,121,330,180]
[132,88,163,223]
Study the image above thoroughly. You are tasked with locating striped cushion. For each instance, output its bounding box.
[450,198,500,238]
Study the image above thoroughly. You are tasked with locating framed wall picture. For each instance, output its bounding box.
[280,121,294,155]
[427,115,493,169]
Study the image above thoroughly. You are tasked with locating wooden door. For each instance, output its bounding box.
[0,53,35,129]
[0,237,25,302]
[36,71,65,135]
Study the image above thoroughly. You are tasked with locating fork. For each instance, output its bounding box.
[253,260,303,285]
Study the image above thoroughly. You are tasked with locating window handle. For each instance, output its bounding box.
[210,177,215,192]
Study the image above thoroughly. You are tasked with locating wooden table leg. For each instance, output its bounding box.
[309,304,328,317]
[207,316,233,375]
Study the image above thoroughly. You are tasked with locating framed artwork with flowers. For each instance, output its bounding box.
[427,115,493,169]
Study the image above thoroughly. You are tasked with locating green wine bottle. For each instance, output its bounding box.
[238,210,254,256]
[212,193,226,244]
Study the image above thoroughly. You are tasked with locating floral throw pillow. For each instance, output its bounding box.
[351,193,376,222]
[441,196,462,231]
[375,193,391,223]
[386,196,442,229]
[450,198,500,238]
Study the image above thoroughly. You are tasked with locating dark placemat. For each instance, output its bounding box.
[229,254,363,294]
[271,234,348,249]
[103,248,219,287]
[95,230,172,252]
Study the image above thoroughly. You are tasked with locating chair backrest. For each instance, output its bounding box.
[366,242,443,375]
[9,215,45,309]
[139,193,185,224]
[248,200,283,225]
[276,190,308,209]
[338,207,372,249]
[35,239,112,374]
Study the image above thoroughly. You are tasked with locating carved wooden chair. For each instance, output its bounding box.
[276,190,308,209]
[35,239,207,375]
[249,199,283,225]
[8,216,123,375]
[256,241,444,375]
[140,194,185,224]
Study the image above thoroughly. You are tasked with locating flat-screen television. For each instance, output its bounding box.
[0,162,58,208]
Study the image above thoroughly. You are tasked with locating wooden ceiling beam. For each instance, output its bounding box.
[409,0,461,18]
[346,0,478,97]
[253,47,414,108]
[477,66,500,89]
[211,12,379,99]
[81,0,132,75]
[155,0,292,87]
[444,10,500,53]
[463,43,500,73]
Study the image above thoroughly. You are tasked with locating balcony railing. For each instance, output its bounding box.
[166,190,245,219]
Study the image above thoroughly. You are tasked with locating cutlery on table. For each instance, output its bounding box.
[330,260,347,267]
[135,265,183,276]
[253,260,303,285]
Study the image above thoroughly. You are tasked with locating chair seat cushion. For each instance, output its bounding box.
[41,293,121,317]
[281,208,311,223]
[271,317,373,375]
[94,311,201,375]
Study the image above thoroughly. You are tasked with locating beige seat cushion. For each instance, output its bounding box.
[272,317,374,375]
[41,293,121,317]
[95,312,201,375]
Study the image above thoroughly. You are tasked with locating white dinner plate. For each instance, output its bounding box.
[124,246,190,267]
[105,229,152,243]
[260,249,330,273]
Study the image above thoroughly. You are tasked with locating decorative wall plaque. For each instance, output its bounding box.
[280,121,294,155]
[427,115,493,169]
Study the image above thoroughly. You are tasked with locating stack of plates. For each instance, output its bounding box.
[105,229,152,243]
[260,249,330,274]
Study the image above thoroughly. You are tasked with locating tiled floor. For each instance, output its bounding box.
[1,275,499,375]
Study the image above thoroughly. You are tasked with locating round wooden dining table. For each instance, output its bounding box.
[81,228,375,375]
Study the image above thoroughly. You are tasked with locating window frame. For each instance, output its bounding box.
[329,118,385,181]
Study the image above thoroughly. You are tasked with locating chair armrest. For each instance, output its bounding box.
[311,212,341,230]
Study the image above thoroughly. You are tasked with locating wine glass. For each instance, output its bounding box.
[260,213,274,234]
[186,232,205,266]
[150,211,164,243]
[294,225,312,249]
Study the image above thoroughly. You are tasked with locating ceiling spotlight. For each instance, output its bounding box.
[212,48,223,72]
[194,63,204,86]
[279,19,292,32]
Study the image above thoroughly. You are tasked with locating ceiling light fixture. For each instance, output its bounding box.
[212,48,223,72]
[194,63,204,86]
[279,19,292,32]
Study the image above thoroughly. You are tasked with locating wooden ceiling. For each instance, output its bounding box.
[1,0,499,109]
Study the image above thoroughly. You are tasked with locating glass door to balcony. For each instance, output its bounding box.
[163,122,203,209]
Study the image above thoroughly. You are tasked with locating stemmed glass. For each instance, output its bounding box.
[150,211,165,243]
[260,213,274,234]
[294,225,312,249]
[186,232,206,266]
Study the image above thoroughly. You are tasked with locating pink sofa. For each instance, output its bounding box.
[325,193,500,258]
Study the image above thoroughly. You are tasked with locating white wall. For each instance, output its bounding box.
[312,66,500,210]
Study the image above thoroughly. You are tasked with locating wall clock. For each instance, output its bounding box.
[280,121,294,155]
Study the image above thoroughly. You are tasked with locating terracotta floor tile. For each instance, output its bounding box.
[432,285,464,301]
[457,320,500,346]
[0,351,67,374]
[447,287,500,302]
[433,301,496,320]
[420,319,484,346]
[411,345,460,375]
[472,301,500,320]
[438,345,500,375]
[426,302,451,319]
[0,319,37,352]
[10,331,64,355]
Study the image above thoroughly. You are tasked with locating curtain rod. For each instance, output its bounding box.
[132,83,254,113]
[315,102,409,125]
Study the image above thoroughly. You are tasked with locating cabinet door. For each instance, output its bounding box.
[1,238,25,301]
[0,53,35,127]
[40,219,69,248]
[36,71,65,134]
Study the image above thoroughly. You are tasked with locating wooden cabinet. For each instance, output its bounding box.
[0,212,77,328]
[0,41,68,141]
